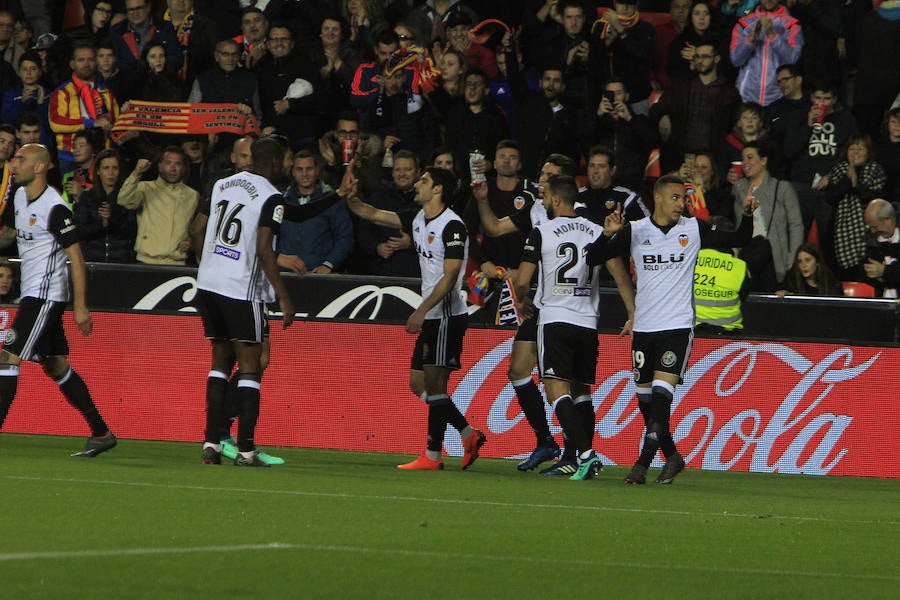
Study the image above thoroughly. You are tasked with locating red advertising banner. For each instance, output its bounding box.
[1,309,896,478]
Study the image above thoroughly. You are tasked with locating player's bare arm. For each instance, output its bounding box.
[189,212,208,263]
[406,258,463,334]
[63,242,92,336]
[471,179,518,237]
[605,256,635,336]
[257,225,295,329]
[345,194,403,229]
[513,260,537,320]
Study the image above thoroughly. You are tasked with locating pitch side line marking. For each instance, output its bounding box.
[6,475,897,526]
[0,543,294,562]
[0,541,896,582]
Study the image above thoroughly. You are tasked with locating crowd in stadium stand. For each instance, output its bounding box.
[0,0,897,296]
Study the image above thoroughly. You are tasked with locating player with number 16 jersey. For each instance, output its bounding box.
[197,171,284,303]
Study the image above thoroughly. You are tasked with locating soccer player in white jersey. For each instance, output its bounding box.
[0,144,117,457]
[346,167,487,470]
[194,137,298,467]
[597,174,759,484]
[474,154,634,475]
[515,175,635,481]
[471,154,576,472]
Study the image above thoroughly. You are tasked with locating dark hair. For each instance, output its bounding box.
[92,147,124,202]
[0,124,15,138]
[546,175,579,206]
[251,136,287,172]
[839,133,874,162]
[373,29,400,48]
[603,76,627,92]
[18,50,42,70]
[783,242,841,296]
[424,167,456,203]
[394,149,417,165]
[73,127,104,153]
[776,63,801,78]
[158,145,189,165]
[140,41,168,72]
[15,112,41,129]
[495,139,521,154]
[335,110,359,124]
[736,101,764,123]
[544,153,577,178]
[810,79,838,97]
[241,6,265,19]
[70,42,95,61]
[95,40,115,54]
[588,144,615,169]
[292,148,323,169]
[742,141,769,161]
[653,173,685,195]
[464,67,488,86]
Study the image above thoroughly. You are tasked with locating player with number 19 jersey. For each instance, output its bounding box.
[197,172,284,303]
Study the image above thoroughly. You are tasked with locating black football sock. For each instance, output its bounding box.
[574,395,594,449]
[236,373,261,453]
[0,365,19,428]
[652,382,677,459]
[426,395,452,453]
[57,367,108,437]
[553,395,589,455]
[221,373,240,440]
[205,370,228,444]
[512,377,551,443]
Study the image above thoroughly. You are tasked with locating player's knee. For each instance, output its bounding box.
[651,379,675,403]
[41,356,69,379]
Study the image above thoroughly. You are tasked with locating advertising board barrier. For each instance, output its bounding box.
[1,309,895,478]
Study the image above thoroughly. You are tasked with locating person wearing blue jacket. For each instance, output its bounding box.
[276,149,354,274]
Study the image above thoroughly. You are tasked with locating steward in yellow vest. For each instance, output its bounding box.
[694,248,747,331]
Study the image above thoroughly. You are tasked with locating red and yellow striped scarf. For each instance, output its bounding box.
[591,8,641,39]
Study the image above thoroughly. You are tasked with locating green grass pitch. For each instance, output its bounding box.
[0,434,896,599]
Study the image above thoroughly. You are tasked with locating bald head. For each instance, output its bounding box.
[865,198,897,238]
[10,144,53,186]
[231,136,254,171]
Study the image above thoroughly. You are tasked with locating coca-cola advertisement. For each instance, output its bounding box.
[1,310,895,478]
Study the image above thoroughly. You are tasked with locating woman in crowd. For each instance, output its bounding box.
[668,1,729,85]
[777,243,843,297]
[315,15,359,128]
[64,1,114,51]
[0,261,19,304]
[119,41,188,157]
[817,133,887,280]
[428,47,467,122]
[342,0,386,59]
[74,148,138,264]
[681,150,735,222]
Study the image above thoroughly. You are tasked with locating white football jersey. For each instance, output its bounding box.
[409,207,468,320]
[522,215,604,330]
[15,186,78,302]
[197,172,284,303]
[629,216,701,332]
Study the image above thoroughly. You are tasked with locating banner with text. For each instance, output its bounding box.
[110,101,260,141]
[0,309,895,478]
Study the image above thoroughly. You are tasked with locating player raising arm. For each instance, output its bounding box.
[590,173,759,484]
[346,167,487,471]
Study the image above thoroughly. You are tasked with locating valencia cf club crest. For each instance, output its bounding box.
[605,199,615,210]
[678,234,688,247]
[29,214,37,226]
[661,350,677,367]
[4,328,15,344]
[514,195,526,210]
[427,232,435,244]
